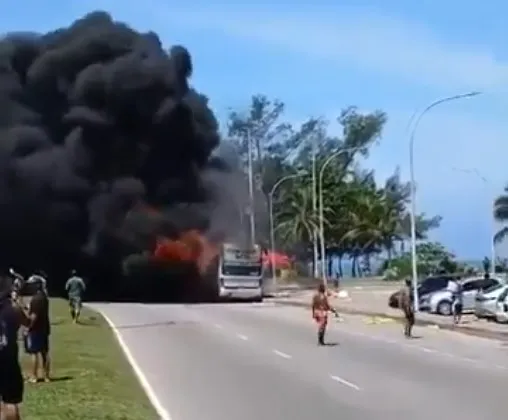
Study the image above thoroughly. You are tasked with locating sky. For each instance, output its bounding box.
[2,0,508,260]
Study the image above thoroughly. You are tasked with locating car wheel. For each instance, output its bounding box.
[437,300,452,316]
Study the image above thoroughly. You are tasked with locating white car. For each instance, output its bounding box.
[428,276,503,316]
[474,283,508,319]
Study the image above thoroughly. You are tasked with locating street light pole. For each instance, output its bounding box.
[311,134,319,278]
[409,91,481,312]
[318,146,368,285]
[268,172,308,293]
[246,128,256,246]
[451,167,496,275]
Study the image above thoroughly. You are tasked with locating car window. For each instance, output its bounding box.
[483,280,502,293]
[462,280,481,292]
[422,277,448,291]
[498,287,508,301]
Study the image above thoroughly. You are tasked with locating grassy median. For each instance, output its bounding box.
[19,298,158,420]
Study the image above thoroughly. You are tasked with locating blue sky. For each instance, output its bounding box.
[3,0,508,259]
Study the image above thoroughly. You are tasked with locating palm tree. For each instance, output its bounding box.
[494,186,508,243]
[274,184,332,257]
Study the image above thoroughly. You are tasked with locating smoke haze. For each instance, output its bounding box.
[0,11,247,298]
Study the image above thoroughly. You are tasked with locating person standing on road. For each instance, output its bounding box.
[399,278,415,338]
[0,273,31,420]
[452,279,463,325]
[311,283,338,345]
[25,281,51,383]
[65,270,86,324]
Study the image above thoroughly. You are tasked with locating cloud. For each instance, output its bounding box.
[157,5,508,92]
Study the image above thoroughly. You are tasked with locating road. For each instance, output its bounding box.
[89,301,508,420]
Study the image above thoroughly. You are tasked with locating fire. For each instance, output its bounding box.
[153,229,220,274]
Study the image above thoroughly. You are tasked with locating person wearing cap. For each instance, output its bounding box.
[65,270,86,324]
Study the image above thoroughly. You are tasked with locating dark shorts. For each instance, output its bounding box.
[0,359,24,404]
[24,332,49,354]
[453,302,463,315]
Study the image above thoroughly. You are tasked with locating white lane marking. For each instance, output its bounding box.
[273,349,292,359]
[237,333,249,341]
[335,329,508,370]
[330,375,361,391]
[213,323,223,329]
[97,309,172,420]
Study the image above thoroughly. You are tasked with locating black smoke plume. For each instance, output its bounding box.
[0,11,241,299]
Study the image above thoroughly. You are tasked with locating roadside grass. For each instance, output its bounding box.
[19,298,158,420]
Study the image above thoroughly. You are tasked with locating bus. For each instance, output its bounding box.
[213,242,263,302]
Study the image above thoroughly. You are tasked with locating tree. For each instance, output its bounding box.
[381,241,458,280]
[224,95,443,278]
[494,186,508,243]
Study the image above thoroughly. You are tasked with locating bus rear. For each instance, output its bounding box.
[218,243,263,301]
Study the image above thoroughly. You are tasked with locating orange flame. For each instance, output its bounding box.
[153,230,220,275]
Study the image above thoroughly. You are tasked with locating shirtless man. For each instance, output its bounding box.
[311,283,337,345]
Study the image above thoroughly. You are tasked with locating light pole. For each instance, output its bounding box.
[451,167,496,275]
[311,133,319,278]
[318,146,367,284]
[268,172,309,293]
[246,128,256,246]
[409,91,481,311]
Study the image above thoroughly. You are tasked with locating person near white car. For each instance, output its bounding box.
[452,281,463,325]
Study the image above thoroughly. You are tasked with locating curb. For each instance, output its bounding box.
[272,299,508,342]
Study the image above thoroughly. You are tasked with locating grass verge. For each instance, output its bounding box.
[19,298,158,420]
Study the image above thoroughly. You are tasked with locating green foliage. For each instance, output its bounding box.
[380,242,459,280]
[224,94,443,275]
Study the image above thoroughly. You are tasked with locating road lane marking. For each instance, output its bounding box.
[330,375,361,391]
[96,309,172,420]
[236,333,249,341]
[334,329,508,370]
[272,349,292,359]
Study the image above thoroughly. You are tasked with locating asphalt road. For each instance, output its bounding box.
[89,301,508,420]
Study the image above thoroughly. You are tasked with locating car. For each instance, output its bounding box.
[493,288,508,323]
[388,275,458,309]
[474,283,508,320]
[428,276,503,316]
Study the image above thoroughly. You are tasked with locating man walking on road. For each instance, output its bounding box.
[311,283,338,345]
[399,278,415,338]
[65,270,86,324]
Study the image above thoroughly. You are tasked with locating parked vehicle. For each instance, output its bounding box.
[475,283,508,320]
[388,275,458,309]
[428,276,503,316]
[494,288,508,323]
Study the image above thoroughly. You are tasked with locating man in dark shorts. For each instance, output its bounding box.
[25,281,51,383]
[0,273,31,420]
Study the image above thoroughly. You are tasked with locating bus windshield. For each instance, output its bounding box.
[221,264,262,277]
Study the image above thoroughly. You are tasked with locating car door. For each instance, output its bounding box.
[461,279,482,311]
